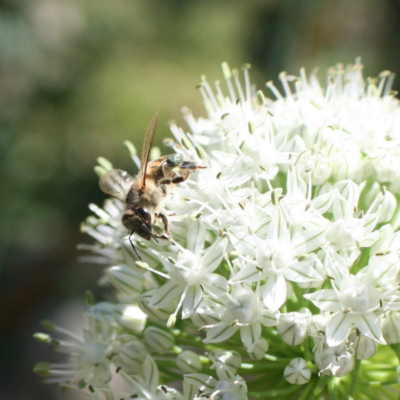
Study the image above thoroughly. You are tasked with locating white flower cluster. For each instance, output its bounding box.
[35,60,400,399]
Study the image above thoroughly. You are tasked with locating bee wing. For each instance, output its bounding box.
[140,112,158,189]
[99,169,134,202]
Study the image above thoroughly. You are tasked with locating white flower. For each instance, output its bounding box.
[229,204,326,311]
[314,342,355,377]
[38,59,400,399]
[121,356,183,400]
[305,269,386,346]
[201,285,278,352]
[277,310,311,346]
[284,358,311,385]
[145,237,227,323]
[177,350,203,374]
[184,370,248,400]
[382,312,400,344]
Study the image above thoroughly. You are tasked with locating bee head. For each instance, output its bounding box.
[122,208,153,239]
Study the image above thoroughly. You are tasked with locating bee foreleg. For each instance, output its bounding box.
[157,212,170,233]
[129,230,142,260]
[160,184,168,195]
[154,234,171,240]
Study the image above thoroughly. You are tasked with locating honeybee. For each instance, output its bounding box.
[99,112,205,259]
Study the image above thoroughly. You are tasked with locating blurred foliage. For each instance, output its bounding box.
[1,0,400,398]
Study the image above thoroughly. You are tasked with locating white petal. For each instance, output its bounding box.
[360,232,379,248]
[230,264,260,284]
[182,286,202,319]
[323,250,348,287]
[227,226,256,256]
[260,310,279,327]
[263,274,287,312]
[149,281,182,308]
[203,274,228,298]
[202,238,227,272]
[268,207,290,242]
[204,324,238,343]
[143,356,159,394]
[311,191,334,214]
[240,322,261,352]
[355,313,386,344]
[326,312,353,346]
[363,211,381,235]
[187,220,206,253]
[285,262,324,283]
[304,289,342,312]
[184,373,217,392]
[291,227,326,257]
[332,194,348,221]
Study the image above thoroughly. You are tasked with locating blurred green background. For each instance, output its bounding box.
[1,0,400,398]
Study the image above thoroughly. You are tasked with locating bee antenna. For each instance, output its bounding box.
[141,223,159,243]
[150,233,159,243]
[129,230,142,260]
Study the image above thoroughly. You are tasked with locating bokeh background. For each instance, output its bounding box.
[1,0,400,398]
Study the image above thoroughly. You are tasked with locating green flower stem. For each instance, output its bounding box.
[247,383,300,398]
[358,385,385,400]
[302,337,313,364]
[264,354,295,362]
[349,359,361,396]
[370,378,398,387]
[313,374,330,397]
[391,344,400,362]
[243,361,292,371]
[298,378,318,400]
[248,374,285,391]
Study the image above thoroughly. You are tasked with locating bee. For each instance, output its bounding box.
[99,112,205,259]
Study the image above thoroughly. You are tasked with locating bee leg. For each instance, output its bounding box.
[158,212,171,235]
[159,179,172,195]
[172,176,185,184]
[154,234,171,241]
[129,230,142,260]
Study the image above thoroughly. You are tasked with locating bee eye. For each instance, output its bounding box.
[122,212,134,221]
[167,153,183,167]
[137,208,151,224]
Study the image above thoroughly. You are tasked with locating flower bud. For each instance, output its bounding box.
[107,265,144,298]
[210,351,242,381]
[366,183,397,223]
[248,338,269,360]
[379,189,397,223]
[353,334,377,360]
[284,358,311,385]
[114,340,148,375]
[85,302,115,325]
[144,326,174,354]
[382,313,400,344]
[33,332,52,343]
[333,179,360,208]
[373,153,400,183]
[113,304,147,333]
[34,362,51,377]
[277,311,310,346]
[311,155,333,185]
[177,350,202,373]
[331,146,360,181]
[140,289,175,322]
